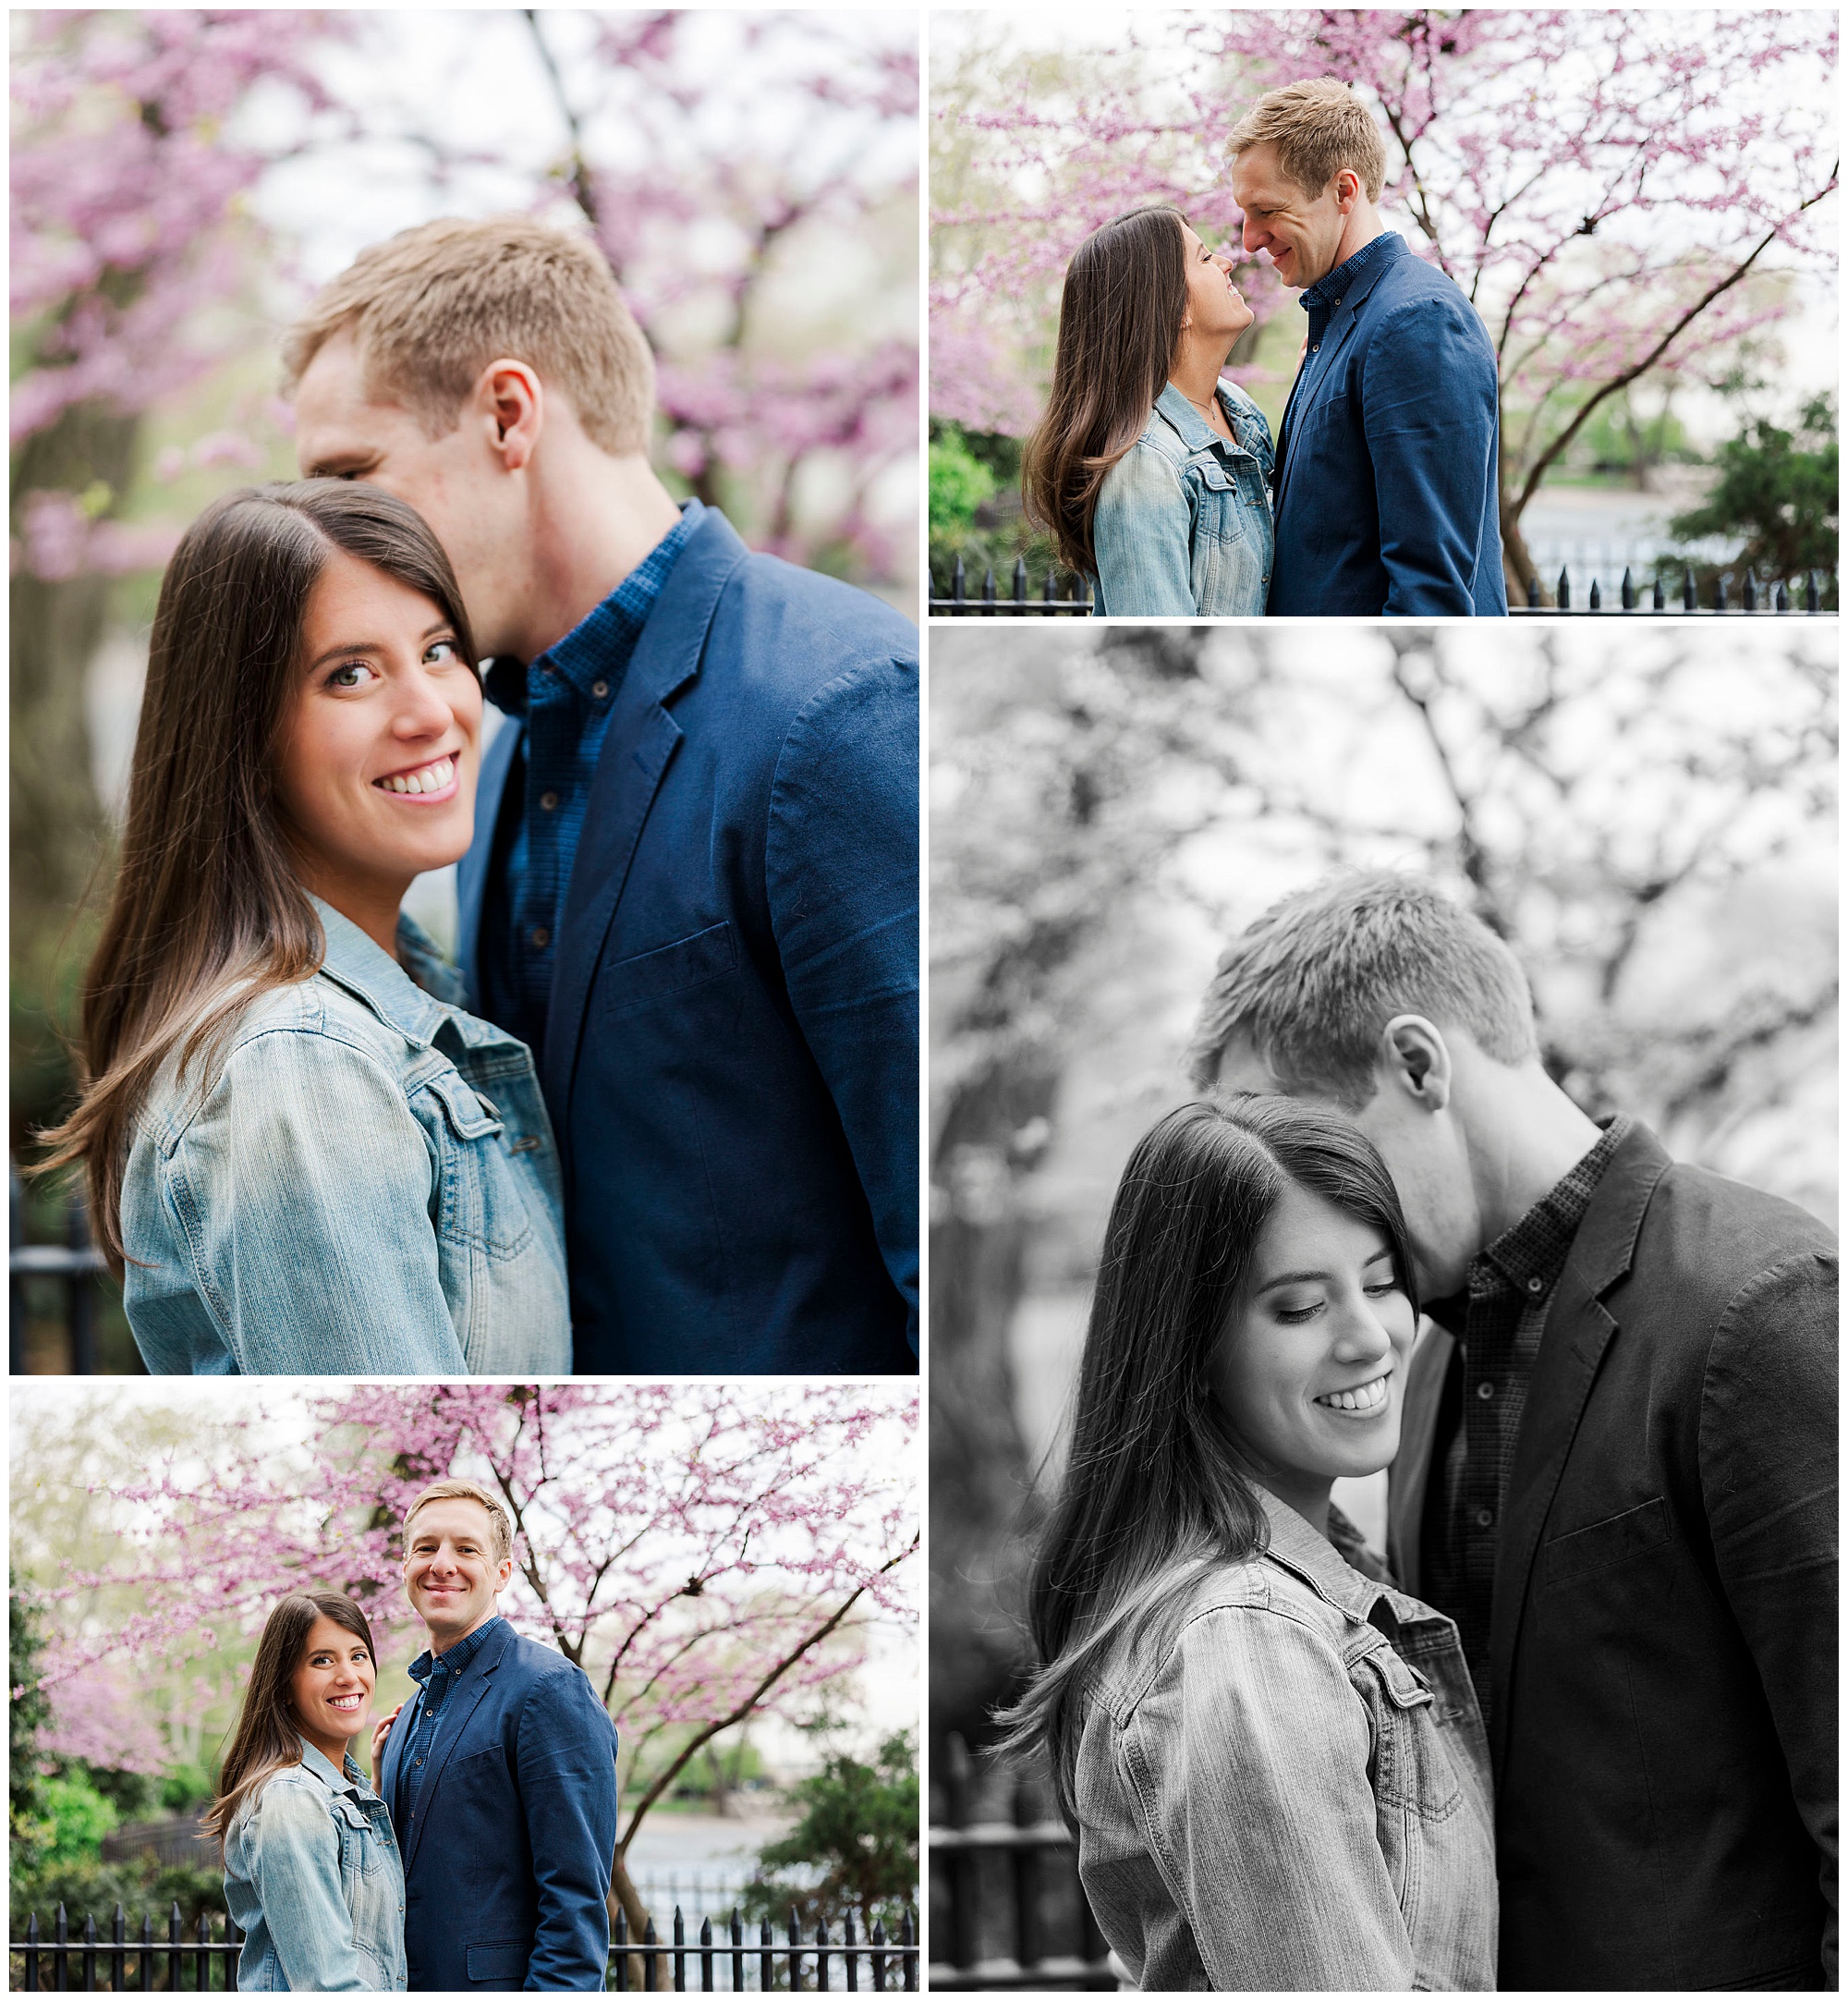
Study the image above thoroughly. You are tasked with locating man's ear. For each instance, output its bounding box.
[475,359,543,473]
[1334,167,1362,214]
[1380,1014,1453,1111]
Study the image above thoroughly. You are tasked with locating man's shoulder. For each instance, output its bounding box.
[1360,252,1489,348]
[1638,1159,1837,1299]
[709,549,917,677]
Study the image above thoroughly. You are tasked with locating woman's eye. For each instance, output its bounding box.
[425,638,457,665]
[1275,1299,1323,1324]
[327,660,375,690]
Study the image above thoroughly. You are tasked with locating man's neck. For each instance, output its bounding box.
[509,450,684,664]
[1314,206,1388,290]
[427,1609,496,1660]
[1466,1071,1607,1251]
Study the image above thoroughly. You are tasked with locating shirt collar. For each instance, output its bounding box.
[484,499,702,718]
[407,1613,504,1689]
[1154,380,1240,455]
[310,897,450,1046]
[1255,1484,1438,1635]
[1298,228,1404,315]
[1477,1114,1633,1298]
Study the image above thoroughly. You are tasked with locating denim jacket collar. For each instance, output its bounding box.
[1154,381,1259,464]
[310,897,517,1061]
[295,1738,366,1798]
[1257,1485,1436,1637]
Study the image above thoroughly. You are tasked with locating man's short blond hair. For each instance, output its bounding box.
[403,1479,515,1567]
[1228,78,1389,205]
[281,214,655,456]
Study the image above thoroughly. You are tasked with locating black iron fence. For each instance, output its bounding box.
[10,1903,918,1992]
[10,1162,112,1374]
[929,1736,1113,1992]
[1510,565,1835,614]
[929,554,1839,619]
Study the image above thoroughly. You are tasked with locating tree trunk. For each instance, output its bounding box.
[1499,490,1544,608]
[609,1847,650,1937]
[9,401,141,1153]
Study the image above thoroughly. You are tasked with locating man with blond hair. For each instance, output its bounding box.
[286,215,918,1374]
[1228,79,1507,615]
[1190,871,1835,1989]
[376,1479,619,1990]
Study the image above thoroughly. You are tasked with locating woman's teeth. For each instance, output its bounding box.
[1316,1375,1389,1413]
[378,756,454,795]
[328,1692,364,1710]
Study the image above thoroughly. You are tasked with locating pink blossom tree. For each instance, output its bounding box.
[931,9,1837,595]
[28,1383,918,1932]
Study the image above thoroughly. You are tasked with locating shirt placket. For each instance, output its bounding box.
[1459,1271,1517,1699]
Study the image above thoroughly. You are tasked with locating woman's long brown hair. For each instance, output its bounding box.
[1022,207,1190,580]
[34,480,477,1271]
[203,1590,379,1853]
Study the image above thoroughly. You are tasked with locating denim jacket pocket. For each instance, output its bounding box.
[420,1069,536,1262]
[1355,1643,1463,1821]
[330,1798,385,1880]
[598,920,738,1019]
[1540,1495,1671,1589]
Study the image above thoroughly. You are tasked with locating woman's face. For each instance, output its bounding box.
[1179,220,1256,345]
[1210,1178,1417,1496]
[288,1614,376,1751]
[274,547,481,906]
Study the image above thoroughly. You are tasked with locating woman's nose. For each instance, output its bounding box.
[392,664,455,738]
[1333,1297,1394,1361]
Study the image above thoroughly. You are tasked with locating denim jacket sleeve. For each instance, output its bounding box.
[167,1030,468,1375]
[1091,445,1197,616]
[1123,1602,1416,1988]
[1363,292,1501,615]
[514,1668,620,1990]
[1701,1251,1839,1982]
[248,1777,375,1993]
[766,654,920,1352]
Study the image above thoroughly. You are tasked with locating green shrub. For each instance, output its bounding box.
[930,428,1000,534]
[741,1731,918,1933]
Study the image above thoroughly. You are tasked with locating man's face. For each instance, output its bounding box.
[293,331,526,659]
[402,1497,513,1647]
[1229,142,1349,291]
[1213,1030,1484,1301]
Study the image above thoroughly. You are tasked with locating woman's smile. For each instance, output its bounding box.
[374,751,460,800]
[1312,1369,1392,1416]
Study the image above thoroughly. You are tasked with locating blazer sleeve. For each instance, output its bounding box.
[515,1667,620,1991]
[765,655,920,1351]
[1127,1604,1416,1988]
[1360,292,1501,616]
[247,1778,375,1993]
[1700,1250,1839,1981]
[1090,445,1198,616]
[166,1031,468,1375]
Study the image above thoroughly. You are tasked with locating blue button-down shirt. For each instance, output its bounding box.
[1278,231,1405,464]
[395,1614,503,1836]
[479,502,699,1055]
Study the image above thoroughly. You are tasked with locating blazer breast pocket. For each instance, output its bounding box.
[597,920,738,1019]
[1540,1496,1672,1589]
[466,1940,528,1983]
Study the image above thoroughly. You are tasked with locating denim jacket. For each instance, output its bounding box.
[1091,382,1276,617]
[121,898,570,1376]
[225,1742,407,1993]
[1075,1488,1497,1991]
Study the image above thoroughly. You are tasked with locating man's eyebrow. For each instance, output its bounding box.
[304,450,378,478]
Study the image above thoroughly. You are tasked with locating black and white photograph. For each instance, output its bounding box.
[929,620,1837,1991]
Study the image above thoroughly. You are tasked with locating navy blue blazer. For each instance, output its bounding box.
[459,506,918,1374]
[1268,234,1508,616]
[380,1621,618,1991]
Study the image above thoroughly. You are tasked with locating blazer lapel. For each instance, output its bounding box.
[1485,1124,1673,1772]
[538,511,750,1161]
[1272,239,1404,509]
[1388,1322,1454,1598]
[457,710,522,1014]
[399,1626,511,1876]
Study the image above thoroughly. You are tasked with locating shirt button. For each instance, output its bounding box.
[529,926,551,951]
[539,790,559,811]
[1475,1507,1495,1529]
[1526,1275,1545,1294]
[590,679,609,700]
[1477,1381,1495,1400]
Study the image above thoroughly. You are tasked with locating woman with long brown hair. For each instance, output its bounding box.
[1023,207,1275,616]
[36,481,569,1373]
[207,1591,405,1992]
[998,1096,1494,1989]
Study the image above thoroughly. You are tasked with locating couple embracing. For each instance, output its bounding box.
[1026,79,1508,618]
[1007,874,1835,1990]
[42,216,918,1379]
[207,1482,616,1992]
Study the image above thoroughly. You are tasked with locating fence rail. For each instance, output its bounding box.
[9,1903,918,1993]
[930,555,1838,619]
[11,1161,112,1375]
[930,1736,1112,1992]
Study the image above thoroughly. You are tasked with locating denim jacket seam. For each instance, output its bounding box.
[1112,1587,1340,1726]
[162,1018,424,1153]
